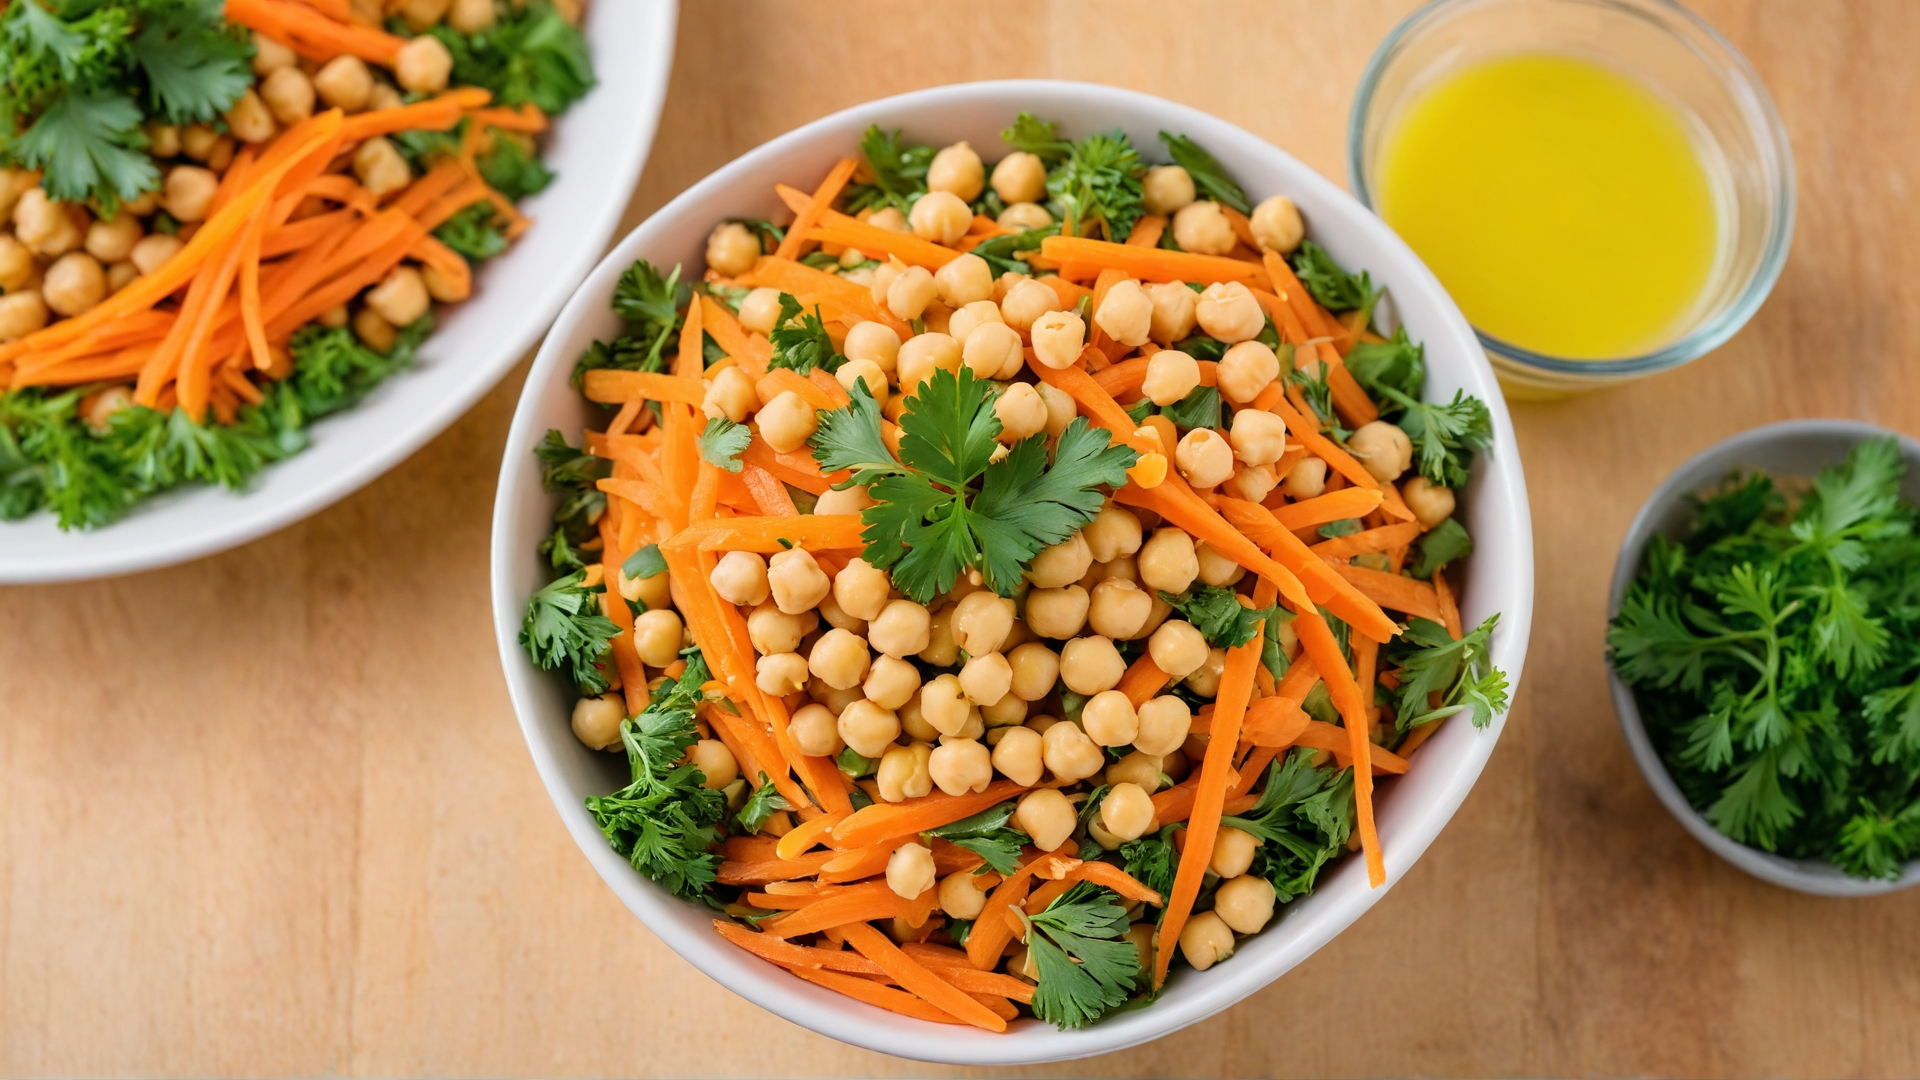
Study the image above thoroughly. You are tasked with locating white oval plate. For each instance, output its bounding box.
[0,0,677,584]
[492,80,1535,1065]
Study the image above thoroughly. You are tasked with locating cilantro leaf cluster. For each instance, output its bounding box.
[520,567,620,695]
[1292,240,1383,329]
[1159,585,1274,650]
[812,367,1137,602]
[1224,751,1359,902]
[924,801,1030,875]
[766,293,844,375]
[1608,438,1920,878]
[1385,615,1509,732]
[424,0,593,116]
[1001,113,1147,242]
[1022,882,1142,1029]
[574,259,690,384]
[843,125,933,215]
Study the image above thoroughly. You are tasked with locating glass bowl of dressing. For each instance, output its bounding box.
[1348,0,1795,396]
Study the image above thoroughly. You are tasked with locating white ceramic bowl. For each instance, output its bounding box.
[491,80,1536,1064]
[1608,419,1920,896]
[0,0,677,584]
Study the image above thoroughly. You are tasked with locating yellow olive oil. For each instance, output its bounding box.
[1375,53,1719,359]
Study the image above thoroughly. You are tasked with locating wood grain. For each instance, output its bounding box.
[5,1,1920,1075]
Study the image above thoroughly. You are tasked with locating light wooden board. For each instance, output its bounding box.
[5,1,1920,1075]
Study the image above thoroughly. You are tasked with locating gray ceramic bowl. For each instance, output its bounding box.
[1608,419,1920,896]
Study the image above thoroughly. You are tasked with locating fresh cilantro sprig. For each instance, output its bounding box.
[924,801,1030,875]
[844,125,933,215]
[1021,882,1142,1030]
[1119,825,1179,906]
[767,293,844,375]
[520,568,620,695]
[1158,132,1250,213]
[1410,517,1473,580]
[1292,241,1384,329]
[426,0,593,116]
[734,772,793,834]
[698,418,751,473]
[1386,616,1509,732]
[533,428,608,561]
[1608,439,1920,877]
[1159,585,1273,650]
[812,369,1137,602]
[575,260,689,384]
[586,650,729,902]
[1225,752,1359,902]
[1344,327,1425,401]
[1002,112,1147,241]
[1370,384,1492,488]
[968,225,1058,279]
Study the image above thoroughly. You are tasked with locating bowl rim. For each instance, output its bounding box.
[1345,0,1796,379]
[1606,417,1920,896]
[0,0,678,584]
[491,77,1536,1064]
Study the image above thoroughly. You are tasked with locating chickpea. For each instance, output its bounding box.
[820,557,884,623]
[421,260,468,303]
[130,234,183,277]
[756,390,817,454]
[1080,690,1138,747]
[0,170,35,223]
[867,260,902,308]
[318,304,351,330]
[862,654,921,712]
[926,141,985,201]
[928,737,992,796]
[83,214,141,265]
[180,124,223,160]
[920,603,960,666]
[885,840,937,898]
[999,277,1060,334]
[1025,582,1091,639]
[1171,201,1237,256]
[252,30,298,75]
[1003,641,1058,702]
[986,382,1046,444]
[953,591,1015,657]
[1037,382,1077,438]
[0,236,32,292]
[314,55,374,113]
[895,331,960,392]
[1222,461,1276,505]
[908,190,972,246]
[886,264,937,321]
[1211,875,1280,938]
[1084,503,1143,563]
[1349,420,1414,482]
[0,291,47,341]
[808,627,871,691]
[867,206,911,233]
[1145,280,1198,345]
[989,725,1044,786]
[1178,911,1235,971]
[1195,542,1246,588]
[748,602,811,655]
[16,188,81,257]
[1185,647,1227,697]
[1145,620,1207,683]
[351,137,410,198]
[448,0,497,33]
[1284,456,1328,499]
[843,319,901,371]
[1014,788,1079,851]
[1210,826,1262,879]
[982,692,1028,728]
[1105,750,1164,793]
[909,673,967,738]
[1194,286,1263,348]
[837,699,901,758]
[754,651,809,697]
[960,320,1022,380]
[990,150,1047,205]
[570,692,626,750]
[702,365,758,424]
[42,253,105,317]
[998,201,1053,232]
[395,34,453,93]
[735,287,783,335]
[814,485,876,517]
[366,264,431,327]
[938,869,991,919]
[1133,695,1192,756]
[1142,164,1197,216]
[868,599,932,658]
[1138,527,1199,594]
[1402,475,1457,529]
[789,702,843,757]
[1135,350,1197,409]
[368,82,404,113]
[625,608,679,667]
[946,298,1002,347]
[1100,782,1157,842]
[759,549,827,617]
[705,550,766,608]
[921,253,989,311]
[1082,578,1147,640]
[354,307,396,353]
[81,387,131,437]
[687,739,739,790]
[1085,553,1141,590]
[1027,532,1091,590]
[1237,190,1305,252]
[1029,309,1086,370]
[1059,635,1125,695]
[706,222,762,277]
[1229,407,1288,465]
[1086,278,1149,349]
[1175,428,1235,489]
[1214,344,1280,408]
[225,89,277,145]
[835,357,889,409]
[146,121,182,159]
[394,0,448,30]
[878,741,934,803]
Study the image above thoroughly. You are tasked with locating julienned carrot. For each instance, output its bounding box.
[1127,214,1167,248]
[1434,567,1465,640]
[225,0,405,63]
[775,810,851,861]
[1039,235,1270,291]
[1117,652,1170,708]
[1260,250,1379,426]
[966,850,1078,970]
[832,780,1029,850]
[757,368,838,412]
[738,256,909,336]
[1290,722,1411,775]
[1311,521,1424,559]
[785,966,966,1025]
[1061,860,1162,906]
[1292,606,1385,887]
[700,294,772,374]
[1216,498,1400,643]
[1271,487,1385,531]
[806,367,852,409]
[808,218,961,270]
[898,946,1037,1004]
[740,436,829,494]
[1152,629,1262,989]
[761,878,936,939]
[774,159,858,262]
[1266,393,1379,491]
[582,369,708,406]
[842,923,1008,1032]
[714,920,886,975]
[1330,561,1446,625]
[1241,694,1312,747]
[1396,720,1442,759]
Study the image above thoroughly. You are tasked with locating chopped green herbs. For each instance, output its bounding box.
[1386,616,1508,732]
[428,0,593,115]
[734,773,793,834]
[1160,585,1274,650]
[1292,240,1383,329]
[925,801,1030,876]
[698,417,751,473]
[1022,882,1142,1029]
[1411,517,1473,580]
[576,260,689,384]
[767,293,844,375]
[521,568,620,695]
[843,125,933,215]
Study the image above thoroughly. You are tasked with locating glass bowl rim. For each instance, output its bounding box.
[1345,0,1797,378]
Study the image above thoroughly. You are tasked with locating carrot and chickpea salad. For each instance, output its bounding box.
[522,115,1511,1030]
[0,0,592,528]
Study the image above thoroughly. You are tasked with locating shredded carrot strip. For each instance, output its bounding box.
[224,0,405,63]
[1039,235,1271,290]
[582,370,708,406]
[785,966,965,1024]
[774,158,858,262]
[842,923,1008,1031]
[833,780,1029,850]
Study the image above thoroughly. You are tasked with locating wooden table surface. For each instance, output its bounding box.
[6,2,1920,1076]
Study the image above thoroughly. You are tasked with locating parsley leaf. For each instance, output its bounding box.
[734,773,793,834]
[130,0,251,125]
[1049,130,1147,242]
[1157,384,1220,432]
[1158,132,1249,214]
[925,801,1030,875]
[767,293,843,375]
[1292,241,1383,327]
[575,260,687,384]
[1001,112,1071,164]
[968,225,1058,278]
[1371,385,1492,488]
[1344,327,1425,402]
[1410,517,1473,580]
[1160,585,1271,649]
[1387,615,1508,731]
[533,428,608,556]
[843,124,932,215]
[586,650,728,902]
[11,87,157,206]
[698,417,751,474]
[1120,825,1180,904]
[1224,750,1353,902]
[429,0,593,115]
[520,568,620,694]
[432,201,510,261]
[1022,882,1141,1029]
[623,543,666,582]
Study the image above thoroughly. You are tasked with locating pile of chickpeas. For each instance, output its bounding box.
[569,129,1465,980]
[0,2,548,421]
